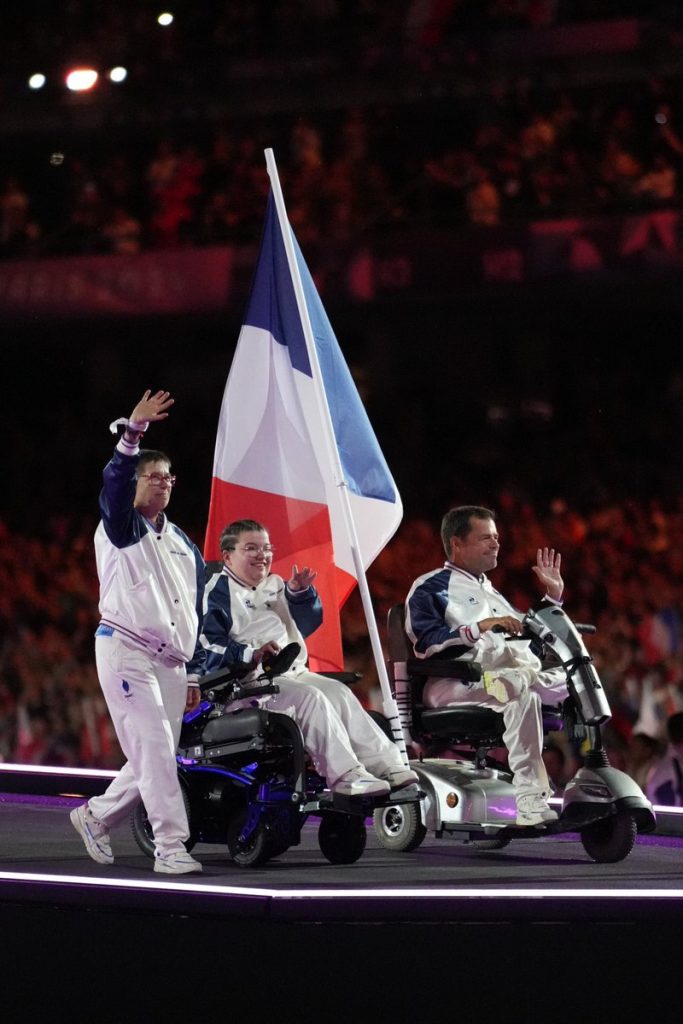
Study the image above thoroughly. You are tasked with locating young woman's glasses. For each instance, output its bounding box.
[235,544,275,555]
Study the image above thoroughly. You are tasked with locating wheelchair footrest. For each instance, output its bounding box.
[326,785,425,813]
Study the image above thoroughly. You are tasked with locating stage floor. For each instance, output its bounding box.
[3,789,683,1021]
[2,792,683,922]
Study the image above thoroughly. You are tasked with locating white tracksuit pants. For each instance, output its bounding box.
[423,634,569,798]
[255,669,405,788]
[88,634,190,856]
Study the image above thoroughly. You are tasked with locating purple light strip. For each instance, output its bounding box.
[0,763,117,779]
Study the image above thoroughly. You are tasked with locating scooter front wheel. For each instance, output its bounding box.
[373,801,426,852]
[580,811,637,863]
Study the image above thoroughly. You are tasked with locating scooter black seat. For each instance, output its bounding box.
[418,704,562,743]
[419,706,504,741]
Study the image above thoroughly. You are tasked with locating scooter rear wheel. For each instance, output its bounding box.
[470,836,512,851]
[580,811,637,863]
[373,801,427,852]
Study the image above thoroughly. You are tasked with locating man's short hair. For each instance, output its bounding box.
[219,519,267,553]
[440,505,496,556]
[138,449,171,472]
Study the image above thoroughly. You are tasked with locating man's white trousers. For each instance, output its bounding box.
[88,634,189,856]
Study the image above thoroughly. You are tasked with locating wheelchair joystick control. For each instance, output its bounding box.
[260,642,301,678]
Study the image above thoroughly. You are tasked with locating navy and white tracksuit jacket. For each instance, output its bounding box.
[95,448,205,666]
[194,567,404,788]
[87,440,205,856]
[405,562,568,797]
[195,566,321,678]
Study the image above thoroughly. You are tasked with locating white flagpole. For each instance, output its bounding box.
[264,148,408,765]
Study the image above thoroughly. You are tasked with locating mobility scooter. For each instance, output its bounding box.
[372,602,656,863]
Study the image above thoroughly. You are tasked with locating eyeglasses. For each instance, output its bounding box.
[138,472,176,487]
[232,544,275,556]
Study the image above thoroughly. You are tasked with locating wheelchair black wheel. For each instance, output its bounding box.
[226,808,273,868]
[130,780,195,859]
[373,801,426,852]
[318,812,367,864]
[580,811,637,863]
[262,810,295,861]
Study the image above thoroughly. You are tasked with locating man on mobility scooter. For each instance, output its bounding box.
[195,518,419,799]
[373,504,654,862]
[405,505,571,827]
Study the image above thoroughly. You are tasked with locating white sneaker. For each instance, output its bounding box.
[332,768,391,798]
[379,766,420,791]
[516,793,559,827]
[154,850,203,875]
[70,804,114,865]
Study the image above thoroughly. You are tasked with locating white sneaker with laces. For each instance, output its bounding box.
[380,766,420,791]
[332,768,391,798]
[516,793,559,827]
[154,850,203,875]
[70,804,114,865]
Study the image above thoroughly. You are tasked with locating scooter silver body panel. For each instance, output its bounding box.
[410,758,655,837]
[411,758,517,834]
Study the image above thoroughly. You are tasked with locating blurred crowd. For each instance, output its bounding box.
[5,77,683,260]
[4,3,683,258]
[1,489,681,804]
[2,2,682,806]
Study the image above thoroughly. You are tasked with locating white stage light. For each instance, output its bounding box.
[157,12,174,26]
[28,73,46,90]
[109,66,128,83]
[65,68,99,91]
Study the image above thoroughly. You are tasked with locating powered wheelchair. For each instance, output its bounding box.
[131,642,415,868]
[372,602,655,863]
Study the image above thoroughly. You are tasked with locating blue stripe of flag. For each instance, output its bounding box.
[244,191,397,505]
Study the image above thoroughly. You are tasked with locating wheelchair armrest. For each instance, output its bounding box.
[199,642,301,698]
[406,658,482,682]
[231,681,281,701]
[199,666,244,696]
[204,678,281,702]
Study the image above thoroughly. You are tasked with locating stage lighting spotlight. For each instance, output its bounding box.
[65,68,99,91]
[109,66,128,83]
[28,73,46,90]
[157,12,174,27]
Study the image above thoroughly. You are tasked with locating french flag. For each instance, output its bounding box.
[204,180,402,671]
